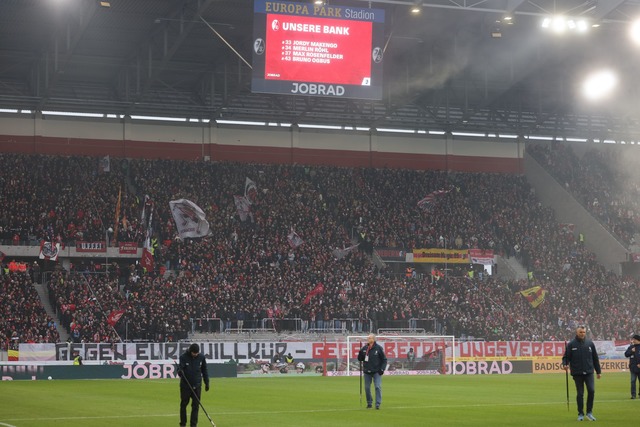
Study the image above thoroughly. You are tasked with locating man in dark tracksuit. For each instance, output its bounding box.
[624,334,640,399]
[179,343,210,427]
[358,333,387,409]
[562,326,601,421]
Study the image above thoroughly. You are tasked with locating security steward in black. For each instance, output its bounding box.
[624,334,640,399]
[178,343,210,427]
[562,326,601,420]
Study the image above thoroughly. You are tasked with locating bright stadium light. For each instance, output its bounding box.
[576,20,588,32]
[552,16,567,33]
[542,16,589,34]
[630,19,640,45]
[582,70,617,101]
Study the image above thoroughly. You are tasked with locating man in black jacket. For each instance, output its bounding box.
[624,334,640,399]
[179,343,210,427]
[357,334,387,409]
[562,326,601,421]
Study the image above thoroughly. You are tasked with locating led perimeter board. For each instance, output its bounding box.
[252,0,385,100]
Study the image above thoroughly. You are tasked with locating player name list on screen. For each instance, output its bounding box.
[252,0,385,100]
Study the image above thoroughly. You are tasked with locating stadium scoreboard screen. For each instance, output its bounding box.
[252,0,385,100]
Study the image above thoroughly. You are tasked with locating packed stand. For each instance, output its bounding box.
[0,153,144,246]
[0,270,60,350]
[527,143,640,246]
[5,153,640,342]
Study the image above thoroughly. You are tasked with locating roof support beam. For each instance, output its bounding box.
[36,1,99,110]
[126,0,215,113]
[590,0,625,21]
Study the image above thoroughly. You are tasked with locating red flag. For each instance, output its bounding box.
[141,248,154,272]
[303,283,324,305]
[107,309,125,327]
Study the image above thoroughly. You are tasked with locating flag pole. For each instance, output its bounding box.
[564,340,569,412]
[359,341,363,407]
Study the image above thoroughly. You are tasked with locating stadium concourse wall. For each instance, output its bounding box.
[0,115,524,173]
[1,339,629,380]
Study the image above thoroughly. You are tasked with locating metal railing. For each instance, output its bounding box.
[190,317,223,334]
[307,318,373,334]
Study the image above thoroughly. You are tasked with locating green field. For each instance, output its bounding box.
[0,373,634,426]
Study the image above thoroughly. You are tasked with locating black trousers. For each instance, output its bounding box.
[180,384,201,426]
[573,374,595,415]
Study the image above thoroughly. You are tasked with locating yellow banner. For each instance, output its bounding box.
[519,286,546,308]
[412,248,470,264]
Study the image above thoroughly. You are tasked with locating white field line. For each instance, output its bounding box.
[1,398,631,422]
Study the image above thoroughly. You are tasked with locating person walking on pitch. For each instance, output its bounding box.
[562,326,601,421]
[625,334,640,399]
[357,334,387,410]
[179,343,211,427]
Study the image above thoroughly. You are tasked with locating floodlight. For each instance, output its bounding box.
[630,19,640,45]
[582,70,617,101]
[411,1,421,14]
[552,16,566,33]
[576,20,588,32]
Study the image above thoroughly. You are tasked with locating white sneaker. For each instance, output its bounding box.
[577,414,584,421]
[585,413,596,421]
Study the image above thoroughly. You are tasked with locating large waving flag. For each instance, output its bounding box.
[303,283,324,305]
[234,195,252,222]
[332,243,360,260]
[169,199,210,238]
[519,286,547,308]
[245,177,258,204]
[39,241,61,261]
[417,188,450,211]
[107,309,126,327]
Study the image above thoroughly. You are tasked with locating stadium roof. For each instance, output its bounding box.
[1,0,639,140]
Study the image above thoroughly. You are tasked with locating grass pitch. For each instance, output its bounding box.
[0,373,634,426]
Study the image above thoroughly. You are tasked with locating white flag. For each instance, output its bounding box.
[99,155,110,173]
[287,229,304,248]
[245,177,257,204]
[331,243,360,260]
[169,199,210,238]
[39,241,61,261]
[234,195,252,222]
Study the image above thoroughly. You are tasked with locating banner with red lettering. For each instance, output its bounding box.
[469,249,494,265]
[17,340,628,368]
[375,247,405,261]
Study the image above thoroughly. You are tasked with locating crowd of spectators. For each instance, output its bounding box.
[0,270,60,350]
[528,143,640,246]
[3,152,640,345]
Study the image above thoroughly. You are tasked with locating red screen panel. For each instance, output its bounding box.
[265,15,372,86]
